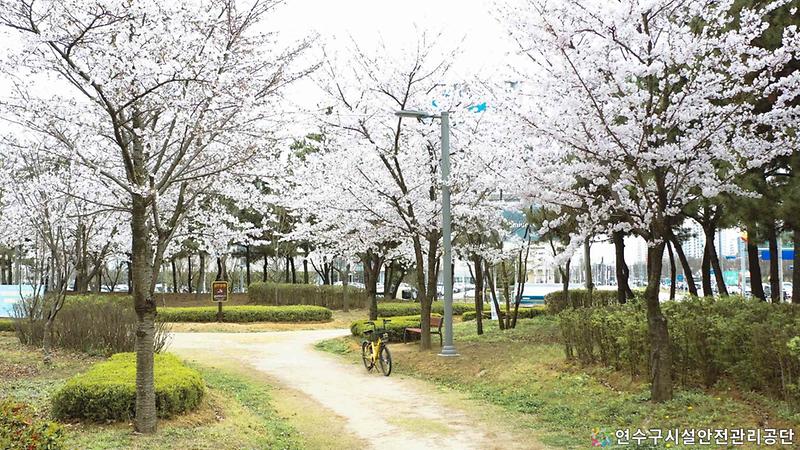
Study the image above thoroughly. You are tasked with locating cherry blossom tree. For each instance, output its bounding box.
[500,0,798,401]
[0,0,312,432]
[0,136,120,363]
[298,37,510,348]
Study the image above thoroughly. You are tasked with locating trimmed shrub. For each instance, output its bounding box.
[350,314,442,342]
[544,289,623,314]
[376,302,475,317]
[463,311,491,321]
[0,318,14,332]
[248,282,368,310]
[52,353,204,422]
[1,398,64,450]
[13,295,170,356]
[558,296,800,405]
[158,305,332,323]
[462,306,546,321]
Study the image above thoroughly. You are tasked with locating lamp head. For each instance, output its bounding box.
[395,109,432,119]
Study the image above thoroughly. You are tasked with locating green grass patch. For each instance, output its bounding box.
[52,353,204,422]
[320,318,799,449]
[158,305,332,323]
[198,366,303,449]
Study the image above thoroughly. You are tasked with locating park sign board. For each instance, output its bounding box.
[212,281,229,302]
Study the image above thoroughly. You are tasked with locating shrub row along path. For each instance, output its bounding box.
[169,329,539,450]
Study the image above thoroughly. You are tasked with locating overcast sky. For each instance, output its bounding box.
[0,0,643,264]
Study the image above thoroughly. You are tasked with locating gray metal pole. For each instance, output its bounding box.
[439,111,458,357]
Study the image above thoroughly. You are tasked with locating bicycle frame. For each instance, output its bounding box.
[366,320,389,363]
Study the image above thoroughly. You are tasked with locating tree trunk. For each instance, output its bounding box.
[701,238,713,297]
[470,257,484,335]
[95,266,103,293]
[245,245,252,288]
[584,238,593,291]
[746,235,766,301]
[187,254,193,294]
[290,257,297,284]
[667,240,676,300]
[303,258,309,284]
[171,259,178,293]
[74,222,89,293]
[485,261,504,331]
[645,239,672,403]
[668,232,698,297]
[613,231,628,304]
[284,256,290,283]
[768,223,780,303]
[42,317,54,365]
[413,234,438,350]
[500,261,512,330]
[706,231,728,297]
[561,258,571,306]
[362,251,383,320]
[794,229,800,304]
[342,263,351,312]
[263,252,268,282]
[126,258,132,294]
[383,262,393,300]
[197,253,206,293]
[132,193,157,434]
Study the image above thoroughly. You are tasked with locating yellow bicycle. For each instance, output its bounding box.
[361,319,392,376]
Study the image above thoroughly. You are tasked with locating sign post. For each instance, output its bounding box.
[212,280,229,322]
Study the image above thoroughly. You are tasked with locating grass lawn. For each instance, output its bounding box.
[317,316,800,449]
[0,332,306,449]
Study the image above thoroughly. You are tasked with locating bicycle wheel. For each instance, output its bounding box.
[361,341,374,371]
[378,345,392,376]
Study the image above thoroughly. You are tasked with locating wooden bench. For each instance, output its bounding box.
[403,316,443,347]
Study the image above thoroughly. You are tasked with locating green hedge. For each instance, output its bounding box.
[1,398,64,450]
[350,314,442,342]
[462,311,490,321]
[52,353,204,422]
[376,302,475,317]
[558,296,800,405]
[249,282,368,310]
[0,318,14,332]
[462,306,546,321]
[544,289,624,313]
[158,305,332,323]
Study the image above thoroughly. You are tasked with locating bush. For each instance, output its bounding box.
[13,296,170,356]
[52,353,204,422]
[0,318,14,332]
[0,398,64,450]
[248,282,368,310]
[462,311,490,321]
[558,296,800,405]
[350,314,442,342]
[544,289,625,314]
[376,302,475,317]
[158,305,332,323]
[462,306,546,321]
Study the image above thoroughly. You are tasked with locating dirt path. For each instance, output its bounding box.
[169,329,540,450]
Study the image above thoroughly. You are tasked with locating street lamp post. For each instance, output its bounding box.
[396,109,458,357]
